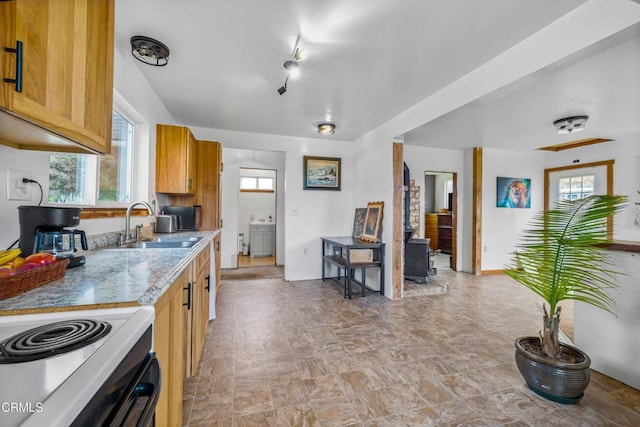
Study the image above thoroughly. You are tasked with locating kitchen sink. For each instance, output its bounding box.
[114,236,203,249]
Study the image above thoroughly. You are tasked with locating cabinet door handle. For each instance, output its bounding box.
[205,275,210,292]
[216,240,220,251]
[4,40,23,92]
[183,282,192,310]
[188,178,192,190]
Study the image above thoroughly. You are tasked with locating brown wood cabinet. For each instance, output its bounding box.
[169,139,222,229]
[168,138,222,290]
[154,242,211,426]
[156,124,197,195]
[214,234,221,292]
[424,213,439,250]
[437,214,453,254]
[0,0,114,154]
[190,244,211,376]
[154,268,187,427]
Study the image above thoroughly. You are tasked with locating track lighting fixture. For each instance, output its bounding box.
[277,43,305,95]
[277,80,288,95]
[284,60,300,79]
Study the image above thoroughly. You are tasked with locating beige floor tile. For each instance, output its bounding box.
[232,410,276,426]
[184,273,640,426]
[233,384,273,416]
[310,397,361,426]
[274,403,320,427]
[303,374,346,401]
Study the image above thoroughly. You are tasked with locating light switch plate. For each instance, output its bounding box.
[6,169,32,201]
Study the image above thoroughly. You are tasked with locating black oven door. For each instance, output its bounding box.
[71,327,161,427]
[109,354,161,427]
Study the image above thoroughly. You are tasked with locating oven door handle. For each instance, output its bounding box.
[109,353,161,427]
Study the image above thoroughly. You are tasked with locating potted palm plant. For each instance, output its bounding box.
[504,194,626,404]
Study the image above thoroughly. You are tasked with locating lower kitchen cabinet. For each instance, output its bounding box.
[154,268,187,427]
[214,235,221,292]
[154,243,211,426]
[188,244,210,377]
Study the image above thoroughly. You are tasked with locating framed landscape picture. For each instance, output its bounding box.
[362,201,384,242]
[497,177,531,208]
[303,156,341,191]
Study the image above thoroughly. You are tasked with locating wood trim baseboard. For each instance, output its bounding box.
[481,269,504,275]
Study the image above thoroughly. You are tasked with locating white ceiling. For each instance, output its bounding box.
[114,0,638,147]
[403,23,640,151]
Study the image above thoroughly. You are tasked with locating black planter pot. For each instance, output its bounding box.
[514,336,591,404]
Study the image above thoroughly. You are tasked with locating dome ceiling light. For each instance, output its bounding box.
[553,116,589,134]
[130,36,170,66]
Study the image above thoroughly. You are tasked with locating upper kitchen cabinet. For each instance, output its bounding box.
[156,124,197,195]
[169,139,222,229]
[0,0,114,154]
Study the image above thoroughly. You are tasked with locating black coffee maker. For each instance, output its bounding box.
[18,206,88,268]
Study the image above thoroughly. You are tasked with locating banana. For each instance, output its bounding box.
[0,249,22,265]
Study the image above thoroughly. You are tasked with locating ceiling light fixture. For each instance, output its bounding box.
[553,115,589,134]
[284,60,300,79]
[277,39,305,95]
[318,123,336,135]
[130,35,170,66]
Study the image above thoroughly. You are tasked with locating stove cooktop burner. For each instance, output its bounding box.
[0,319,112,363]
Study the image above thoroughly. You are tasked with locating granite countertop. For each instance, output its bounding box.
[0,230,219,315]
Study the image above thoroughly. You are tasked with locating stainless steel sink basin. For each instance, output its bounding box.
[115,236,203,249]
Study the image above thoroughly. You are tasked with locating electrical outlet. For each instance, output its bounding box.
[483,245,488,253]
[291,208,299,216]
[303,248,308,255]
[6,169,32,201]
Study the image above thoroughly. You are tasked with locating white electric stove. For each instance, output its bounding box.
[0,306,156,427]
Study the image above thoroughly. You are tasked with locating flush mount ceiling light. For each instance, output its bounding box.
[318,123,336,135]
[553,115,589,134]
[130,35,170,66]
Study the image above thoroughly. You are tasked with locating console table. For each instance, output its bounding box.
[321,237,385,298]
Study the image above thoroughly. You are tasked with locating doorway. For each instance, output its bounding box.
[237,168,277,268]
[423,171,457,273]
[544,159,614,341]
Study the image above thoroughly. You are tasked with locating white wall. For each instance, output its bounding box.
[0,146,51,249]
[221,150,285,268]
[543,137,640,241]
[352,134,395,295]
[191,127,357,281]
[482,148,545,271]
[575,251,640,389]
[403,146,466,272]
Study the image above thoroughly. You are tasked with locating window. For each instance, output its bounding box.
[240,177,274,192]
[48,111,134,205]
[558,174,594,201]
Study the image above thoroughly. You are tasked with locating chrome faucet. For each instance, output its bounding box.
[123,201,154,244]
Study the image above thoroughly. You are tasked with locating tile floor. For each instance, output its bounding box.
[183,271,640,426]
